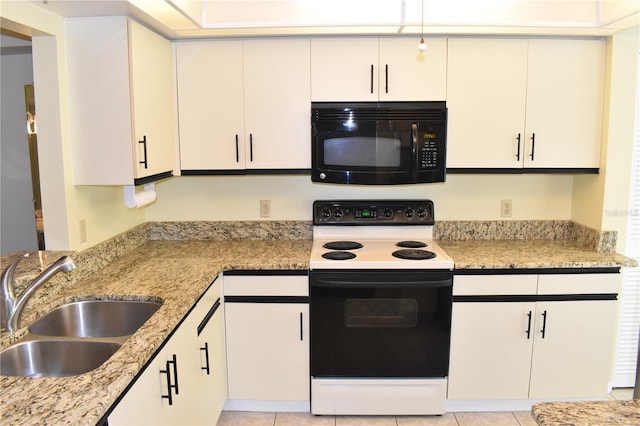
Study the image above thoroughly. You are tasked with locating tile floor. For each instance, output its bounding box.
[216,388,635,426]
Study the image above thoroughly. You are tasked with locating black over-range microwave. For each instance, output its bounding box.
[311,101,447,185]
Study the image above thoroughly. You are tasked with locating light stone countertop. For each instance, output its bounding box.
[438,239,636,269]
[0,239,311,426]
[0,231,635,425]
[532,400,640,425]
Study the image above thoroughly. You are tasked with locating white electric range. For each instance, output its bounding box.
[309,200,454,416]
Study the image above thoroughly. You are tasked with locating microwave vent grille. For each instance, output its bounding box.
[313,108,445,122]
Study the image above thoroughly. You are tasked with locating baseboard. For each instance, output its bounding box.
[223,399,310,412]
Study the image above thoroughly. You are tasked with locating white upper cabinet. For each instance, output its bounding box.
[446,37,605,171]
[176,40,245,171]
[447,38,528,169]
[66,17,175,185]
[523,39,605,169]
[176,38,311,172]
[243,39,311,169]
[311,37,447,101]
[378,38,447,101]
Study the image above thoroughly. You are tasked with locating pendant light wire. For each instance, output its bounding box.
[418,0,426,51]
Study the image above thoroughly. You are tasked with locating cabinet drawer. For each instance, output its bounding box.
[223,275,308,297]
[537,273,621,295]
[453,274,537,296]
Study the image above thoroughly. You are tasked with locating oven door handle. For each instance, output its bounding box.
[311,279,452,288]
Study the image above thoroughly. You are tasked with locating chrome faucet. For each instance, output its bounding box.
[1,254,76,333]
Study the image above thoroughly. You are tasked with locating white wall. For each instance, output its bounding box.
[0,40,38,255]
[146,174,573,221]
[573,26,640,252]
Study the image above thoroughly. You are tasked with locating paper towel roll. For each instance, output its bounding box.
[124,183,157,208]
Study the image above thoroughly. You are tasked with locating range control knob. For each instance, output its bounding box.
[382,208,394,219]
[404,208,415,219]
[416,208,428,219]
[320,208,331,219]
[333,208,344,219]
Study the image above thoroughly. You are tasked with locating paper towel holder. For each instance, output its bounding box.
[124,182,157,208]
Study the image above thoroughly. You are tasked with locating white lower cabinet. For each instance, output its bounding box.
[448,273,621,401]
[109,279,226,425]
[223,273,309,410]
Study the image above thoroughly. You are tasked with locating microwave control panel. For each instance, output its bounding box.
[419,133,440,170]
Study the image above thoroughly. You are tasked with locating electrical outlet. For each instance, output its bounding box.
[260,200,271,218]
[79,219,88,243]
[501,199,512,218]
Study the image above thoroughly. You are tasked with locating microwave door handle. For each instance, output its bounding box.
[411,123,418,179]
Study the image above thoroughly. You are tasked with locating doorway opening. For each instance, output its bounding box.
[25,83,45,250]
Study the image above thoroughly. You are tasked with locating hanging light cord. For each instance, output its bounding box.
[418,0,427,51]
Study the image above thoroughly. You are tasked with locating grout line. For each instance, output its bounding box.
[512,411,522,426]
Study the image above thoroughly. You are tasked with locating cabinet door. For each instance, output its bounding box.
[110,281,223,425]
[529,300,618,398]
[109,321,196,425]
[193,283,226,424]
[225,302,309,401]
[378,38,447,101]
[446,38,528,169]
[243,39,311,169]
[524,39,605,169]
[66,17,175,185]
[66,17,134,185]
[311,38,379,101]
[128,20,176,179]
[176,41,245,171]
[448,301,536,400]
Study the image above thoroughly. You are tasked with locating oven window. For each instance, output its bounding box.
[324,137,402,167]
[345,298,417,328]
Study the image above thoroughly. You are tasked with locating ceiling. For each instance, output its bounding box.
[26,0,640,38]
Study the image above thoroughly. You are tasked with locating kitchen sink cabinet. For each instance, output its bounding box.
[310,37,447,102]
[446,38,605,172]
[223,273,310,409]
[109,279,225,425]
[66,17,175,185]
[176,39,311,172]
[448,272,620,401]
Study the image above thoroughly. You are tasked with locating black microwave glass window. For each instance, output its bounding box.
[324,137,402,167]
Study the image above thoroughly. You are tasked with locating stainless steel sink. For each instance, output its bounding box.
[29,300,162,338]
[0,339,121,377]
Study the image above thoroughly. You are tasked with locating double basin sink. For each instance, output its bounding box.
[0,299,162,377]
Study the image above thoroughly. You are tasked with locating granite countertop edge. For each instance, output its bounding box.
[531,399,640,425]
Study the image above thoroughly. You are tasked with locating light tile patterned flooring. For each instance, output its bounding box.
[216,388,635,426]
